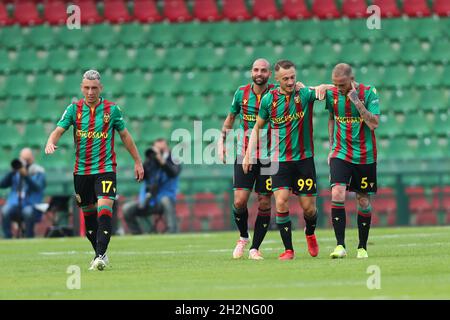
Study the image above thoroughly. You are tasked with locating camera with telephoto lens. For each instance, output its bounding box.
[11,158,25,171]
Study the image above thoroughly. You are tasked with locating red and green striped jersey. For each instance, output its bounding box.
[325,84,380,164]
[230,83,275,158]
[57,97,126,175]
[258,87,317,162]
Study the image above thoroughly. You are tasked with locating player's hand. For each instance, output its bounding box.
[315,84,333,100]
[327,151,332,166]
[135,161,144,182]
[242,154,252,174]
[45,143,58,154]
[347,81,359,103]
[295,82,305,91]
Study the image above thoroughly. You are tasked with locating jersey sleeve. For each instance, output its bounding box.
[325,91,334,114]
[56,104,75,130]
[229,88,242,115]
[366,86,380,115]
[113,105,126,132]
[302,87,317,103]
[258,93,272,121]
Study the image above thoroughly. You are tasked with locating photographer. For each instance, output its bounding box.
[123,138,181,234]
[0,148,46,238]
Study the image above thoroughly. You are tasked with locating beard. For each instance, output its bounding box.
[252,76,269,86]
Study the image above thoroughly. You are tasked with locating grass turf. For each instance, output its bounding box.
[1,226,450,299]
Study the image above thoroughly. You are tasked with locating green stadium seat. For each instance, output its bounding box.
[205,70,242,95]
[291,19,324,44]
[432,115,449,137]
[46,48,77,73]
[99,72,123,97]
[86,23,119,48]
[175,22,209,46]
[163,47,195,71]
[23,123,48,148]
[413,65,442,89]
[416,139,445,160]
[118,23,148,47]
[42,147,73,170]
[107,47,135,71]
[25,25,56,49]
[429,38,450,65]
[0,49,14,74]
[251,44,281,64]
[377,114,402,139]
[0,124,23,148]
[61,74,82,99]
[150,71,179,96]
[313,116,329,140]
[205,21,238,46]
[35,98,62,122]
[419,89,447,113]
[77,47,107,72]
[5,74,33,98]
[182,95,209,119]
[390,89,420,114]
[383,65,412,89]
[348,19,383,43]
[401,114,431,138]
[134,46,164,71]
[193,46,223,70]
[321,19,352,43]
[56,27,88,48]
[299,66,329,86]
[282,44,311,66]
[234,21,266,45]
[139,121,173,143]
[209,93,232,117]
[309,42,339,67]
[4,98,34,122]
[442,65,450,88]
[367,41,399,66]
[381,18,412,42]
[147,23,177,47]
[357,65,382,87]
[178,71,210,96]
[338,43,369,67]
[265,20,296,45]
[384,137,415,161]
[151,95,180,119]
[399,40,429,65]
[223,45,252,70]
[15,48,47,73]
[122,72,152,97]
[122,96,152,120]
[33,73,62,98]
[0,25,25,50]
[411,17,443,41]
[0,147,14,171]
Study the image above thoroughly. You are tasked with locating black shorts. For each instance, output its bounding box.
[73,172,117,207]
[271,158,317,196]
[330,158,377,194]
[233,156,273,194]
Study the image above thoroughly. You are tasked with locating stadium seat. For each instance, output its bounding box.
[399,40,428,65]
[32,73,62,98]
[205,21,238,46]
[382,65,412,89]
[389,89,419,114]
[181,95,210,119]
[104,0,132,23]
[4,98,34,122]
[413,66,442,89]
[47,48,77,73]
[163,0,193,23]
[163,47,195,71]
[5,74,33,98]
[222,45,253,70]
[132,0,163,23]
[433,0,450,16]
[281,0,312,19]
[61,74,83,98]
[43,0,67,25]
[0,2,13,25]
[381,18,412,41]
[193,46,223,70]
[376,115,401,138]
[384,138,415,161]
[372,0,401,17]
[147,22,177,47]
[72,0,103,24]
[175,22,209,46]
[23,123,48,148]
[106,47,135,71]
[13,0,43,26]
[341,0,369,18]
[0,25,25,49]
[77,47,107,71]
[192,193,223,219]
[86,23,119,48]
[252,0,281,20]
[35,98,61,122]
[442,65,450,88]
[118,23,148,47]
[149,71,178,96]
[367,41,399,66]
[0,49,14,74]
[432,115,450,137]
[251,44,280,63]
[417,139,445,160]
[338,42,369,66]
[349,18,383,43]
[403,0,431,17]
[429,38,450,64]
[122,72,152,97]
[321,19,352,43]
[134,46,163,71]
[311,0,340,19]
[234,20,266,45]
[150,94,180,120]
[265,20,296,45]
[222,0,252,21]
[15,48,46,73]
[193,0,222,22]
[122,95,153,120]
[99,72,124,97]
[0,124,23,148]
[309,42,339,67]
[26,24,56,49]
[412,17,443,41]
[291,19,324,44]
[401,114,430,138]
[56,25,87,48]
[178,72,210,95]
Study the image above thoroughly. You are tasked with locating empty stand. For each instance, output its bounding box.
[13,0,43,25]
[72,0,103,24]
[403,0,431,17]
[222,0,252,21]
[433,0,450,16]
[193,0,222,21]
[311,0,341,19]
[104,0,132,23]
[281,0,312,19]
[163,0,193,22]
[43,0,67,25]
[252,0,281,20]
[342,0,369,18]
[133,0,163,23]
[372,0,401,17]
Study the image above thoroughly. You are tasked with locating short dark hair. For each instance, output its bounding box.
[274,60,296,72]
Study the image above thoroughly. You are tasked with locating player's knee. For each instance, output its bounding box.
[303,205,317,217]
[331,187,346,202]
[357,196,371,210]
[257,195,271,210]
[233,198,247,209]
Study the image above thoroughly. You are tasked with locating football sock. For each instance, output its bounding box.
[331,201,346,247]
[276,211,293,251]
[82,206,98,251]
[233,205,249,239]
[357,206,372,250]
[304,209,318,236]
[250,207,271,250]
[96,205,113,257]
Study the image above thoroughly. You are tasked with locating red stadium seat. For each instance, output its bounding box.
[372,0,401,17]
[222,0,252,21]
[431,186,450,213]
[433,0,450,16]
[175,193,191,218]
[403,0,431,17]
[193,0,222,22]
[252,0,281,20]
[342,0,369,18]
[311,0,341,19]
[133,0,163,23]
[192,193,223,219]
[371,187,397,226]
[281,0,312,19]
[72,0,103,24]
[43,0,67,25]
[104,0,132,23]
[13,0,43,25]
[0,2,13,25]
[163,0,193,22]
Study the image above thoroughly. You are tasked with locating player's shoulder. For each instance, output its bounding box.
[237,83,252,91]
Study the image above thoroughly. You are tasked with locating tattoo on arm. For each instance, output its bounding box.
[348,93,378,128]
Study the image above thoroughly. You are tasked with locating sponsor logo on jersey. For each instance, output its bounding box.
[76,129,109,139]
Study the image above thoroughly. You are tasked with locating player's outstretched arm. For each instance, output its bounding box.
[45,127,66,154]
[242,116,266,174]
[219,113,237,164]
[313,84,334,100]
[348,82,379,130]
[119,128,144,182]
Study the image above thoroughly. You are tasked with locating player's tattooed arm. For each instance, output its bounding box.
[348,82,379,130]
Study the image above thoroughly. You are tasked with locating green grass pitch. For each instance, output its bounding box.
[1,226,450,299]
